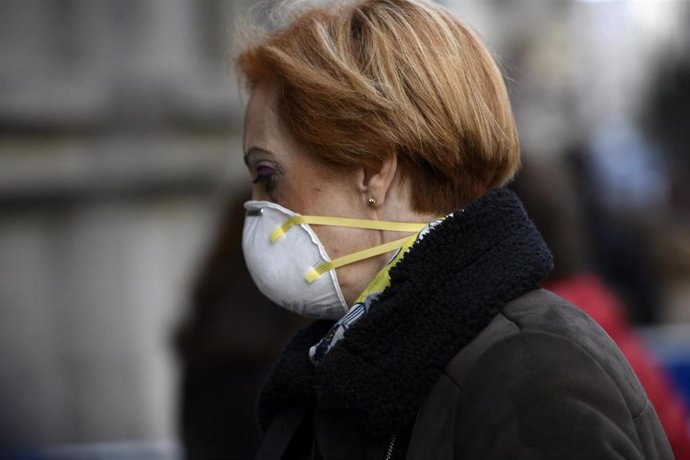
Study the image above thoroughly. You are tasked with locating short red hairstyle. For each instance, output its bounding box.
[236,0,520,213]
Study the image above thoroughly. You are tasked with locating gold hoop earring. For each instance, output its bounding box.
[367,196,377,207]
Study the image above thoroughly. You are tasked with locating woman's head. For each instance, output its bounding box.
[238,0,521,307]
[237,0,520,215]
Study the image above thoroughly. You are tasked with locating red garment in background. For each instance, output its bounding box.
[546,274,690,460]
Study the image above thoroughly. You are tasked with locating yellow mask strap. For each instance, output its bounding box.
[304,234,417,284]
[271,215,427,243]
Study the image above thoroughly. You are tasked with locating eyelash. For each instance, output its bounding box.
[252,164,277,192]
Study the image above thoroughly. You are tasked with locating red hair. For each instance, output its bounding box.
[236,0,520,213]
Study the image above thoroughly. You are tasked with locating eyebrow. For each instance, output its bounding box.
[243,146,274,166]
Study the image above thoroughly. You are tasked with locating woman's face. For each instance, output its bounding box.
[242,82,388,306]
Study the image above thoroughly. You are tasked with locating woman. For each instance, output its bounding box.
[236,1,673,458]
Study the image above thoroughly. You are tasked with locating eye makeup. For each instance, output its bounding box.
[252,163,278,193]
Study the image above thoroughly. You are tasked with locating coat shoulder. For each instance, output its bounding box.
[500,288,648,415]
[424,289,674,460]
[445,289,648,415]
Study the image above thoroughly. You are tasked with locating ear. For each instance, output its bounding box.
[356,154,398,209]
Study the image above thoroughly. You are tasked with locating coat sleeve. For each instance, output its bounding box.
[453,331,671,460]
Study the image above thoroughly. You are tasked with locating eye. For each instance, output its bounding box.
[252,164,277,192]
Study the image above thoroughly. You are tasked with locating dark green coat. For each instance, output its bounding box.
[256,190,672,459]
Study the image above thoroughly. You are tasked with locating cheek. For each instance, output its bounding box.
[313,226,378,260]
[312,226,343,258]
[275,173,322,213]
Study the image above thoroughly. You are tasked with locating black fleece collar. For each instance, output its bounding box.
[258,188,553,434]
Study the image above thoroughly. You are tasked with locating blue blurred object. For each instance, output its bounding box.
[1,448,44,460]
[670,363,690,411]
[589,117,668,212]
[640,325,690,412]
[1,442,180,460]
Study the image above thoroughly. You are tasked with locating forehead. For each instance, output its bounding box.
[243,83,282,151]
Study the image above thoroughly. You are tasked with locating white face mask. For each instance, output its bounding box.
[242,200,427,319]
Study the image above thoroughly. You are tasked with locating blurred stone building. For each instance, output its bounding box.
[0,0,252,449]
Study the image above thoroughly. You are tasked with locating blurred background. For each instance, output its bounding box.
[0,0,689,459]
